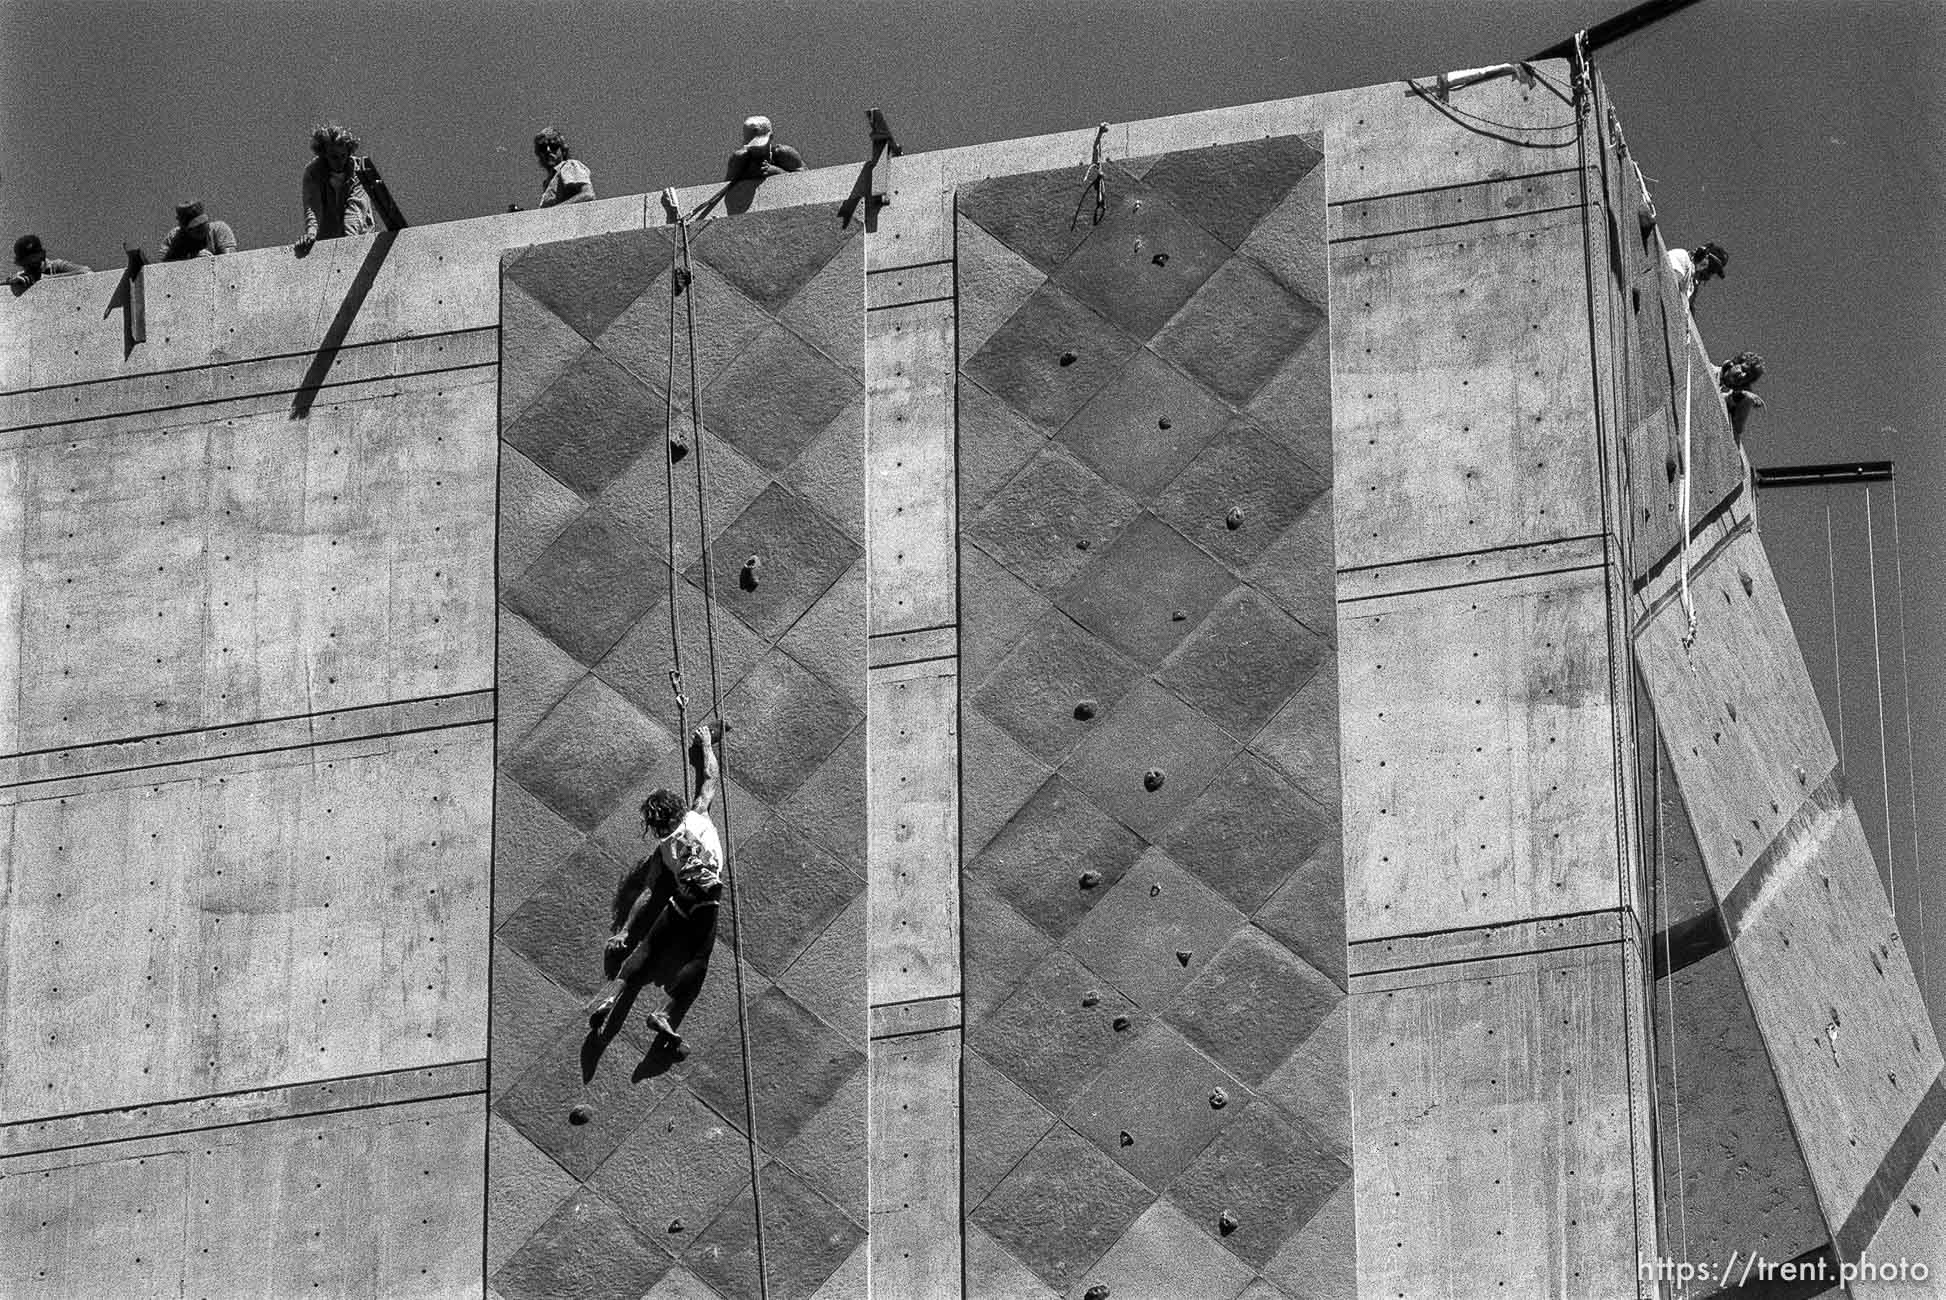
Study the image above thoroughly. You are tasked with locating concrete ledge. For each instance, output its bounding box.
[869,995,963,1041]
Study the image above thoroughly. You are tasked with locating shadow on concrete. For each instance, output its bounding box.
[289,230,397,420]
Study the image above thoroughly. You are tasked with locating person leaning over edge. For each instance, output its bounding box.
[158,199,237,261]
[534,127,595,207]
[296,122,379,253]
[8,234,89,290]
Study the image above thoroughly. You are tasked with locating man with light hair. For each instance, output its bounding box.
[1667,239,1727,309]
[725,114,806,183]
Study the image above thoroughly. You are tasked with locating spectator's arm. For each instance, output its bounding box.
[212,222,237,255]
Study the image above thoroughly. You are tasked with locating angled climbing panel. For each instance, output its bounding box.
[489,207,867,1299]
[956,133,1350,1298]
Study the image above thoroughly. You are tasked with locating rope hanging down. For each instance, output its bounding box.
[658,198,772,1300]
[1676,356,1697,647]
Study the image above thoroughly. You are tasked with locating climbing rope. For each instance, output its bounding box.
[666,212,772,1299]
[1825,500,1846,772]
[660,228,692,799]
[1676,357,1696,647]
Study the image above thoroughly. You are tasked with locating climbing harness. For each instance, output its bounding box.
[657,202,772,1300]
[1071,122,1110,229]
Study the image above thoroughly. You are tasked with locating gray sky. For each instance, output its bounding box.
[3,0,1940,1029]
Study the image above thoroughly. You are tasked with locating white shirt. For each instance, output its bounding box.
[1666,248,1699,305]
[663,809,724,896]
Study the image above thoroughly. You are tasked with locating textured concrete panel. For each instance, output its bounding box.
[970,1123,1153,1292]
[1057,347,1233,499]
[1157,588,1329,740]
[1066,1022,1245,1191]
[867,665,958,1003]
[502,346,667,498]
[966,443,1141,595]
[1142,133,1324,253]
[962,281,1142,433]
[0,1149,188,1298]
[1165,1099,1349,1269]
[1353,950,1638,1299]
[4,378,494,755]
[1064,848,1251,1012]
[1165,926,1342,1087]
[1052,513,1236,667]
[1162,753,1337,914]
[1332,210,1602,569]
[1153,416,1329,572]
[972,949,1143,1113]
[967,774,1145,940]
[1058,679,1238,840]
[866,299,957,636]
[505,226,676,344]
[1049,173,1234,339]
[0,728,490,1120]
[492,200,864,1300]
[1075,1200,1259,1300]
[1340,565,1619,941]
[870,1029,962,1297]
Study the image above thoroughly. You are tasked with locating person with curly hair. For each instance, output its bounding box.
[297,122,378,252]
[533,127,595,207]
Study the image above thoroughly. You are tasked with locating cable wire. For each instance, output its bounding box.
[1890,485,1929,999]
[1825,500,1846,772]
[1866,488,1897,923]
[674,215,771,1299]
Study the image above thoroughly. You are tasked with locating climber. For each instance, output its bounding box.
[8,234,89,290]
[158,200,238,261]
[587,720,729,1046]
[725,115,806,183]
[1667,240,1727,309]
[1718,350,1765,441]
[533,127,596,207]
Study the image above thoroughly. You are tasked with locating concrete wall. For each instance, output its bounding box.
[7,55,1931,1300]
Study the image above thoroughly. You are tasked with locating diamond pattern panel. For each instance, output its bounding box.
[493,212,863,1300]
[958,135,1344,1288]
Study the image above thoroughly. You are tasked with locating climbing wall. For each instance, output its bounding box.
[954,134,1350,1297]
[488,209,868,1300]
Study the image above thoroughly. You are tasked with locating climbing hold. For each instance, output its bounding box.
[669,439,690,463]
[1086,1287,1111,1300]
[1079,870,1103,889]
[1119,1130,1134,1147]
[1739,569,1754,596]
[668,1217,685,1233]
[1149,883,1161,897]
[1059,351,1078,367]
[1170,609,1186,622]
[1152,252,1170,267]
[740,556,762,591]
[1219,1210,1240,1236]
[1075,698,1098,721]
[1225,505,1246,530]
[1112,1015,1131,1032]
[666,1119,677,1133]
[568,1105,594,1126]
[1076,538,1091,550]
[1082,990,1101,1007]
[1143,769,1166,792]
[1157,416,1172,430]
[1209,1087,1229,1109]
[1176,950,1192,967]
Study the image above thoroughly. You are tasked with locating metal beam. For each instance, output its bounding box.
[1753,461,1895,490]
[1531,0,1710,60]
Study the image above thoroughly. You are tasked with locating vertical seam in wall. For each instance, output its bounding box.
[949,202,970,1298]
[479,262,505,1293]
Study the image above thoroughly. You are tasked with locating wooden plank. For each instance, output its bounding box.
[1339,564,1621,942]
[866,301,956,636]
[866,666,959,1004]
[1352,943,1641,1298]
[1331,208,1603,570]
[869,1028,962,1299]
[0,725,491,1122]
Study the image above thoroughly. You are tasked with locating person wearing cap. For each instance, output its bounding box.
[297,121,380,253]
[158,200,238,261]
[533,128,595,208]
[1667,240,1727,308]
[724,115,805,183]
[8,234,89,290]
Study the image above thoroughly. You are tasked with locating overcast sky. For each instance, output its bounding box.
[2,0,1940,1031]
